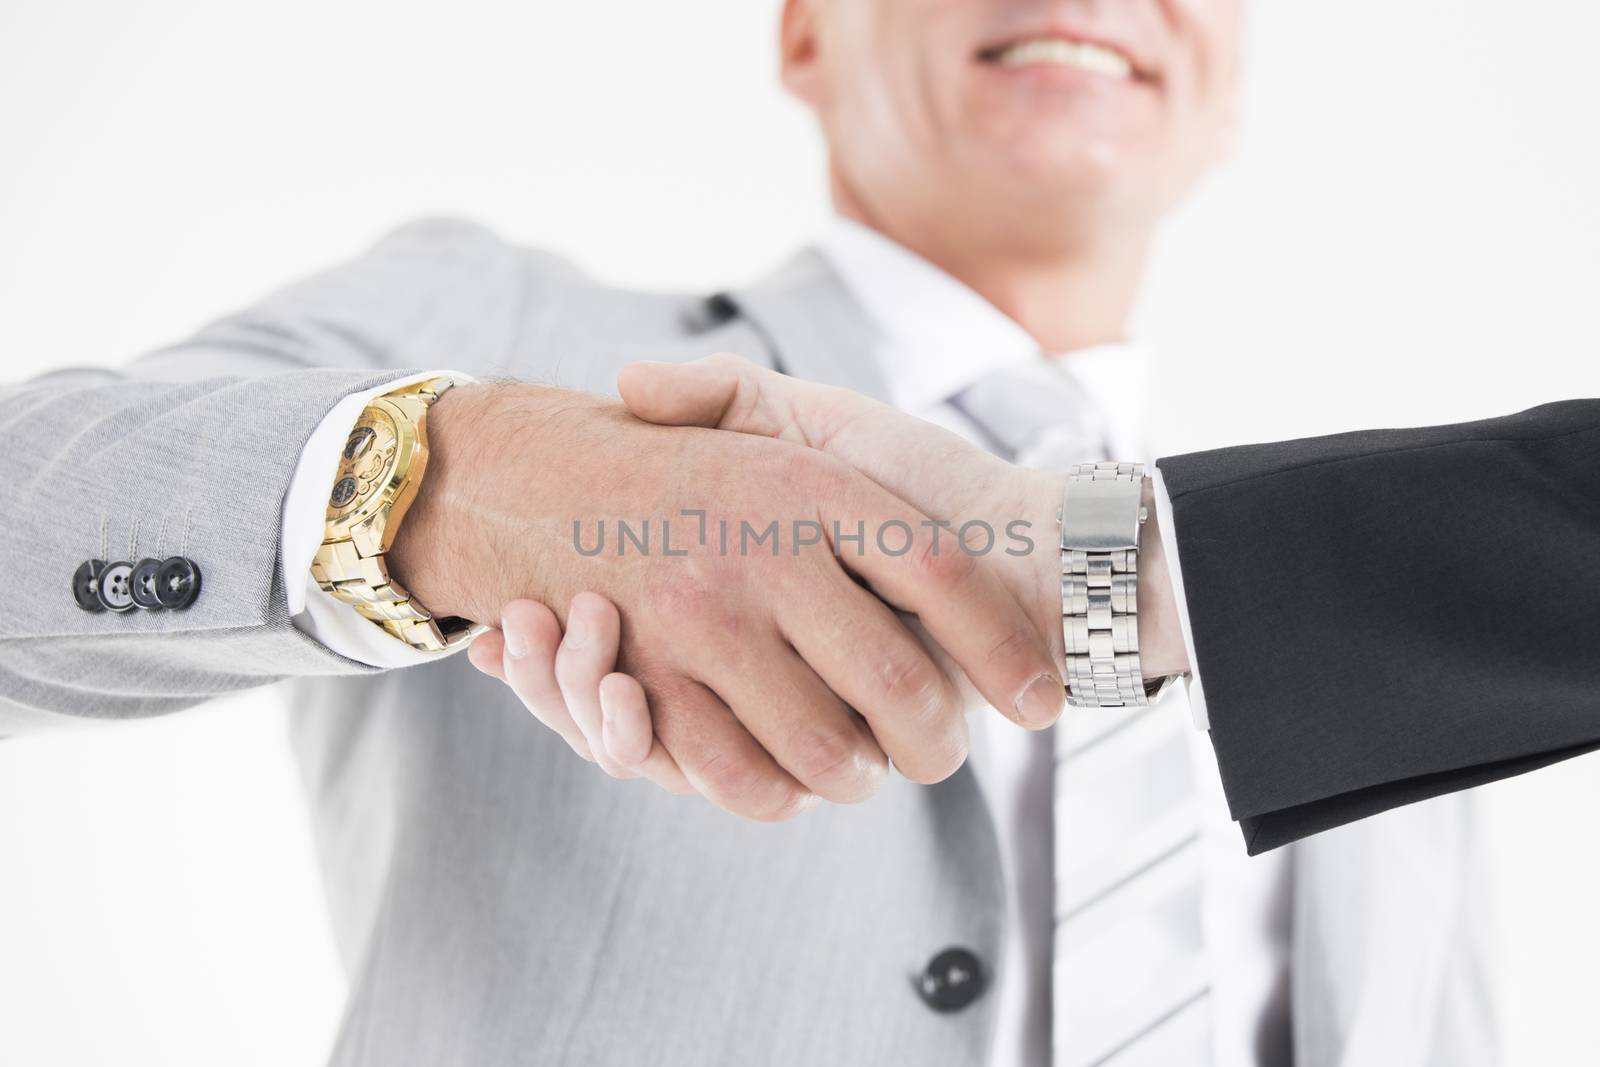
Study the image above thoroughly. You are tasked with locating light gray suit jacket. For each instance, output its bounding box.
[0,219,1498,1066]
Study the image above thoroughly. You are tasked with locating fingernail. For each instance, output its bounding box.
[797,792,821,812]
[502,618,528,659]
[1015,672,1064,727]
[564,612,588,651]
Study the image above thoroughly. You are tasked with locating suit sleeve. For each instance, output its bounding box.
[1156,400,1600,854]
[0,218,525,734]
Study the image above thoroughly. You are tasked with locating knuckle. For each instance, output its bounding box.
[910,534,976,587]
[877,653,956,727]
[871,654,966,785]
[901,732,970,786]
[692,747,765,805]
[692,748,805,822]
[787,725,870,789]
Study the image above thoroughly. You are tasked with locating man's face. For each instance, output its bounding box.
[783,0,1243,254]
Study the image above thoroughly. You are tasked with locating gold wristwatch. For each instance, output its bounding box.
[311,377,481,653]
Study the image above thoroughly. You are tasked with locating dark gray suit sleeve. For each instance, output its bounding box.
[0,218,525,732]
[1156,400,1600,854]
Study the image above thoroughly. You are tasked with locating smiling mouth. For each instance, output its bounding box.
[977,37,1144,83]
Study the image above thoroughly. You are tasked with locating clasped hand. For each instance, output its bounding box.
[438,355,1115,818]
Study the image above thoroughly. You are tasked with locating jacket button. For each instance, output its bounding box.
[73,559,107,612]
[154,556,202,610]
[96,560,137,613]
[130,558,166,610]
[917,947,986,1013]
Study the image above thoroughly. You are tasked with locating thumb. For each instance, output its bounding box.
[621,353,866,449]
[617,355,750,430]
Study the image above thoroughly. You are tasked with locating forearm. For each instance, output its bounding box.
[0,219,526,729]
[0,367,400,732]
[1157,398,1600,852]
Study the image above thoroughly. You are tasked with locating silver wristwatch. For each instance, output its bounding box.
[1059,461,1176,708]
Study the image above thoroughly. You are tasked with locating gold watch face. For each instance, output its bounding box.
[328,408,400,523]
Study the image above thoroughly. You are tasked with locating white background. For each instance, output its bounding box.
[1,1,1597,1063]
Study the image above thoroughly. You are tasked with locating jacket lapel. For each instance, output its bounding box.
[728,247,1485,1067]
[718,245,1003,800]
[717,248,896,403]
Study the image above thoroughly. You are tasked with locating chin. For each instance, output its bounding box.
[978,136,1157,211]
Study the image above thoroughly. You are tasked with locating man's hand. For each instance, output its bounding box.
[387,380,1064,820]
[615,354,1190,682]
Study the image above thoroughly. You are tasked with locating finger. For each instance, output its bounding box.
[599,673,694,795]
[834,483,1063,729]
[621,353,981,514]
[707,637,890,803]
[499,599,595,762]
[467,627,507,681]
[619,355,774,433]
[624,356,1062,726]
[598,671,654,767]
[778,569,969,784]
[555,593,636,779]
[900,612,988,712]
[648,676,815,822]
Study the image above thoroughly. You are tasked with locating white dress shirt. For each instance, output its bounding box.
[278,221,1289,1065]
[279,369,475,669]
[816,216,1289,1067]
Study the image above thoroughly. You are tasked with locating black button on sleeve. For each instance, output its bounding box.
[130,558,166,610]
[154,556,201,610]
[916,947,986,1013]
[73,559,107,613]
[96,560,137,612]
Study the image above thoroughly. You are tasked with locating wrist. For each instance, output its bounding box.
[1005,468,1073,680]
[1007,471,1190,691]
[385,382,495,621]
[387,381,606,624]
[1133,477,1190,679]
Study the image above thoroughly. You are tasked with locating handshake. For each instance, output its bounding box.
[387,355,1189,820]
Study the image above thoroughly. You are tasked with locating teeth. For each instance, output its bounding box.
[991,38,1133,79]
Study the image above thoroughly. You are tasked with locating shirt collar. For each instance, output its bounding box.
[816,215,1040,413]
[814,215,1150,455]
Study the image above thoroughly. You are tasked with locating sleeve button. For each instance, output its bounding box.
[73,559,107,613]
[95,560,137,613]
[154,556,202,610]
[130,558,166,610]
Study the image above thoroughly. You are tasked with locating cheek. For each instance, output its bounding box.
[827,40,954,182]
[1169,0,1244,125]
[1146,0,1244,186]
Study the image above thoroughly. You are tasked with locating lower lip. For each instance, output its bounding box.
[977,58,1152,95]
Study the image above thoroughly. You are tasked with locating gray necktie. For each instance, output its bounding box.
[953,360,1210,1067]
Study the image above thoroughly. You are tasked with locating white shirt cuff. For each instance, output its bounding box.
[281,370,478,669]
[1151,465,1210,730]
